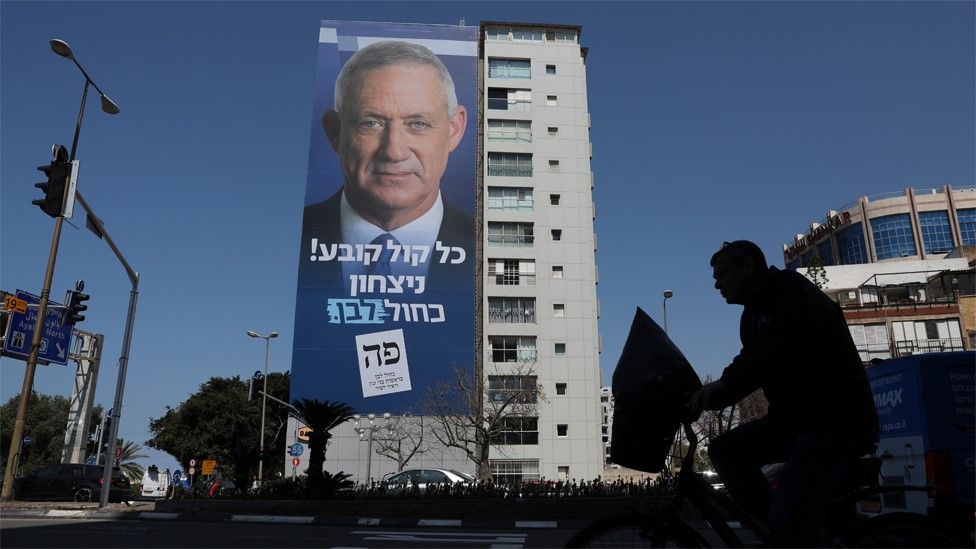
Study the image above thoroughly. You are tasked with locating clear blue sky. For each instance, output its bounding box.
[2,2,973,473]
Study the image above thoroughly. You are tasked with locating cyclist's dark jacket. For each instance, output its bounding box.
[719,266,880,453]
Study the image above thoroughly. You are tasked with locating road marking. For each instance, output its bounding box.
[140,512,179,519]
[46,510,87,517]
[357,517,381,525]
[418,519,463,527]
[351,530,526,545]
[230,515,315,524]
[514,520,557,528]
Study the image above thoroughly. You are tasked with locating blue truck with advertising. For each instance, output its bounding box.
[864,351,975,535]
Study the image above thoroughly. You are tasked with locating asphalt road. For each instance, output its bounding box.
[0,518,576,548]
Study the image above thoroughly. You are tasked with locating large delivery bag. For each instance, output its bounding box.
[610,307,703,472]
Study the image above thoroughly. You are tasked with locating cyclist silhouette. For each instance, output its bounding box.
[689,240,880,547]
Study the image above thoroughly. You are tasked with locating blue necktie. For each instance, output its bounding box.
[367,233,397,276]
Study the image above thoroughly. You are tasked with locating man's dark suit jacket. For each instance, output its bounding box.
[298,188,475,291]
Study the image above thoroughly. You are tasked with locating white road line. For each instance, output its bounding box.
[418,519,463,527]
[139,512,179,519]
[230,515,315,524]
[514,520,557,528]
[357,517,381,525]
[45,510,87,517]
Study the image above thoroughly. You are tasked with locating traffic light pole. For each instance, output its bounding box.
[0,81,91,500]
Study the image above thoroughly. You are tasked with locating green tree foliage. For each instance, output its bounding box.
[117,440,148,482]
[146,373,289,493]
[0,392,102,478]
[290,399,354,498]
[806,255,830,290]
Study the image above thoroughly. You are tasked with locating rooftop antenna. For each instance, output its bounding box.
[459,18,466,26]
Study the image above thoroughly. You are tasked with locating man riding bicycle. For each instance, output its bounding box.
[689,240,880,547]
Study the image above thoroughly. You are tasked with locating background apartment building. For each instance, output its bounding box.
[299,21,604,485]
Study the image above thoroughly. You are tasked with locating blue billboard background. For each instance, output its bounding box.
[291,21,477,413]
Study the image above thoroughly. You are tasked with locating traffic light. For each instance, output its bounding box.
[64,289,90,325]
[33,144,71,218]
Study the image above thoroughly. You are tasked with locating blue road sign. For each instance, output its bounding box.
[288,443,304,457]
[173,470,182,483]
[253,370,264,381]
[2,290,72,365]
[22,436,32,446]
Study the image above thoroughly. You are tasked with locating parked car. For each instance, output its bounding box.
[13,463,131,502]
[140,465,171,499]
[380,468,474,493]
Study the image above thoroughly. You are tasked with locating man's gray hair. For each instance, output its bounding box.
[335,40,459,116]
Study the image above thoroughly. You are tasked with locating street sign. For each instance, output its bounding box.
[173,470,182,483]
[2,290,72,365]
[288,443,304,457]
[22,436,32,446]
[202,459,217,476]
[188,466,195,475]
[291,458,300,467]
[189,459,197,467]
[2,293,27,314]
[297,426,312,442]
[253,370,264,381]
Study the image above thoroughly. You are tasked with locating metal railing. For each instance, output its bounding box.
[487,273,537,286]
[487,234,534,247]
[488,164,533,177]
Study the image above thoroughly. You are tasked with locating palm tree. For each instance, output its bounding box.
[116,440,148,482]
[291,399,354,498]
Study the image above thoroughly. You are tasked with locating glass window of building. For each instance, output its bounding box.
[486,119,531,143]
[554,342,566,355]
[957,208,976,246]
[487,258,536,286]
[548,126,558,136]
[817,239,835,266]
[490,417,539,445]
[551,229,562,241]
[487,88,532,111]
[848,323,891,363]
[488,152,533,177]
[490,459,540,483]
[488,58,531,79]
[557,424,569,437]
[891,318,964,354]
[553,303,565,317]
[871,214,917,260]
[836,222,868,265]
[547,94,558,106]
[546,64,556,75]
[487,221,534,247]
[556,383,567,395]
[485,27,510,41]
[800,249,814,267]
[550,194,561,205]
[553,31,577,43]
[918,210,954,254]
[488,375,538,404]
[512,29,543,42]
[488,336,537,362]
[552,265,563,278]
[488,297,536,324]
[548,159,560,171]
[487,186,533,211]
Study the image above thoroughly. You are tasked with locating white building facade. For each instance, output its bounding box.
[286,21,604,485]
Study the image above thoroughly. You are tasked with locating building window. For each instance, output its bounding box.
[488,152,533,177]
[487,88,531,111]
[489,336,538,363]
[552,266,564,278]
[836,223,868,265]
[488,297,536,324]
[554,342,566,355]
[487,187,533,211]
[553,303,565,317]
[488,375,538,404]
[488,258,536,286]
[490,459,540,484]
[548,159,560,172]
[801,249,814,268]
[918,210,954,254]
[487,222,534,247]
[556,383,567,396]
[959,208,976,246]
[557,466,569,480]
[490,418,539,445]
[557,424,569,437]
[488,58,531,79]
[546,64,556,75]
[550,194,561,205]
[871,214,917,260]
[550,31,577,43]
[547,95,557,106]
[487,119,532,143]
[848,323,891,362]
[891,318,964,355]
[485,27,510,41]
[512,29,543,42]
[551,229,562,241]
[817,239,835,266]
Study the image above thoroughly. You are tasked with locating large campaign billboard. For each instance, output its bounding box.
[291,21,477,412]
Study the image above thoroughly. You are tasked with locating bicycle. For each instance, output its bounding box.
[567,420,970,547]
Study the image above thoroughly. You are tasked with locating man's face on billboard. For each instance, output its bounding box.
[325,63,466,230]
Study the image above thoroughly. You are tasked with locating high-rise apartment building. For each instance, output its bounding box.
[292,21,603,484]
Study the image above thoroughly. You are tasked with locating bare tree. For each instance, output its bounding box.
[423,359,542,481]
[372,414,427,472]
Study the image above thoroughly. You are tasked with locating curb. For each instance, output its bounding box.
[1,509,575,529]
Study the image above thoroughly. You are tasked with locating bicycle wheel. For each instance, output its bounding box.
[566,512,708,548]
[844,512,969,548]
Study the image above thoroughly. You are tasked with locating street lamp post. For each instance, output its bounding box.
[353,413,391,485]
[663,290,674,335]
[1,39,119,501]
[247,330,277,485]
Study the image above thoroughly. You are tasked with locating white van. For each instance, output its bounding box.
[141,466,171,498]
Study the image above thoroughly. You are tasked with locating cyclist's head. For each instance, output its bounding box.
[711,240,768,305]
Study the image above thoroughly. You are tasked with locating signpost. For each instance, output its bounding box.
[201,459,217,476]
[2,290,72,365]
[288,443,304,457]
